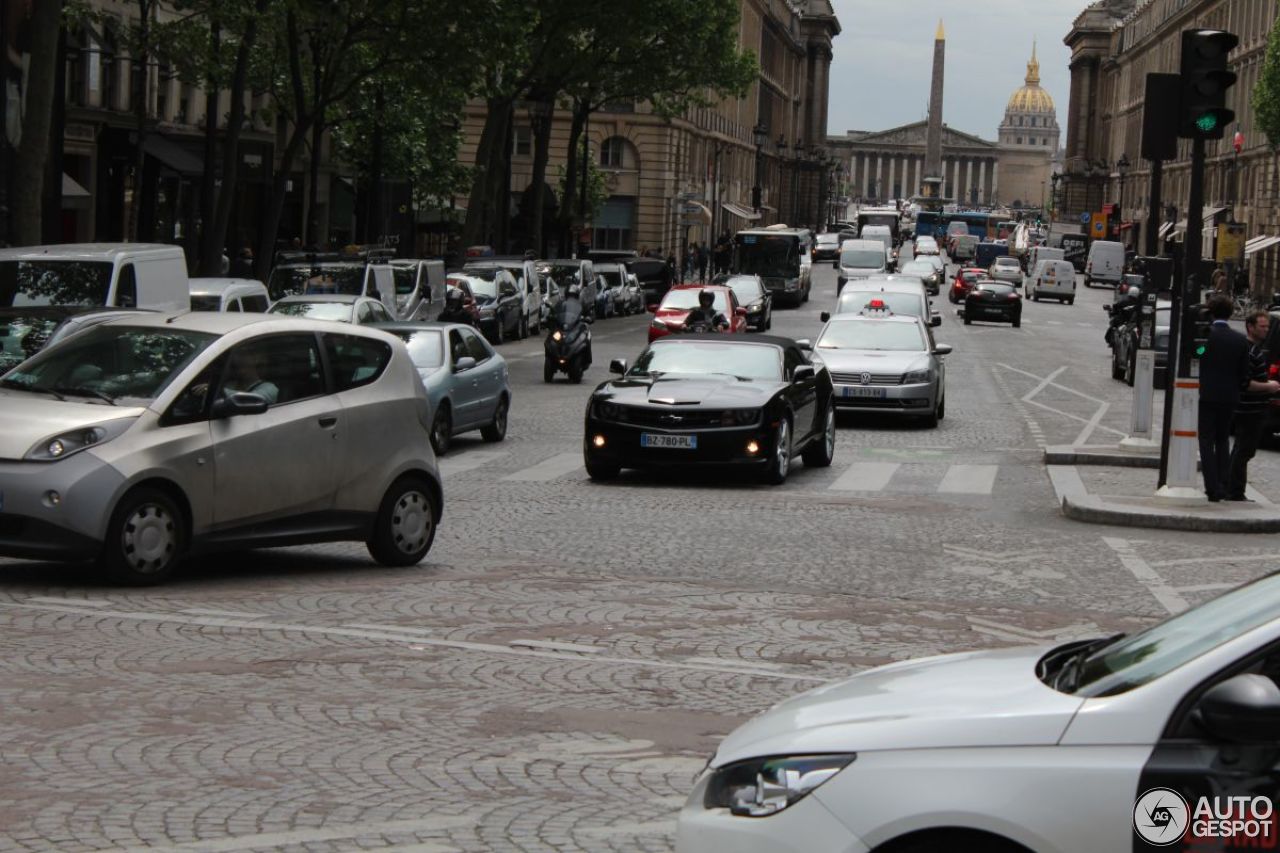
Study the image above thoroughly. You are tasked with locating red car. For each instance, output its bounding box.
[647,284,748,342]
[949,267,986,304]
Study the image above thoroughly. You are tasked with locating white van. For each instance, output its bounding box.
[0,243,189,311]
[189,278,271,312]
[860,225,895,269]
[1027,260,1077,304]
[837,239,889,294]
[1027,245,1064,273]
[1084,240,1125,288]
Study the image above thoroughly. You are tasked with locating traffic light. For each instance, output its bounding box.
[1178,29,1238,139]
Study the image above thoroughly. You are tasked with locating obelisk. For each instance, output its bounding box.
[922,19,945,199]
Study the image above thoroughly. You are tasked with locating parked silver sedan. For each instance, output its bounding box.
[812,313,951,427]
[372,321,511,454]
[0,313,442,584]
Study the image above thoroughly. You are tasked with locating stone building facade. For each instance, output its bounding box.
[458,0,841,256]
[1060,0,1280,291]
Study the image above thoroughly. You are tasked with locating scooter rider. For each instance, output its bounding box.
[438,286,473,325]
[682,289,729,332]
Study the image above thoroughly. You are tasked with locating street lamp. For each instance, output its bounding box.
[1049,171,1061,220]
[752,123,767,213]
[1116,153,1131,246]
[776,136,789,223]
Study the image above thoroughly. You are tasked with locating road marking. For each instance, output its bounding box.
[7,602,827,684]
[943,544,1048,564]
[509,638,602,654]
[501,452,583,482]
[1102,537,1189,615]
[438,450,508,476]
[1073,399,1111,447]
[26,596,112,607]
[99,816,472,852]
[1151,552,1280,568]
[1170,582,1239,593]
[828,461,899,491]
[967,616,1099,643]
[936,464,998,494]
[178,608,265,619]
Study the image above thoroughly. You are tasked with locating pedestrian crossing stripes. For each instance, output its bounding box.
[441,449,1003,496]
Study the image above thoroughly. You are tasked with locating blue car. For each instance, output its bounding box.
[372,321,511,455]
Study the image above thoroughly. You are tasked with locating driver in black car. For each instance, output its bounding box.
[682,289,728,332]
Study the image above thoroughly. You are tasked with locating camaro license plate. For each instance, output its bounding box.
[841,386,886,399]
[641,433,697,449]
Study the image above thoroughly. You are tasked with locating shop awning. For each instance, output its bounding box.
[722,202,761,221]
[1158,221,1175,239]
[143,134,203,175]
[1245,236,1280,256]
[61,172,90,199]
[678,200,712,225]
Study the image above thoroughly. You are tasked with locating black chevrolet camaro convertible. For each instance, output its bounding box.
[583,334,836,485]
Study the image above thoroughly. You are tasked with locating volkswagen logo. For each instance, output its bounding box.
[860,372,872,386]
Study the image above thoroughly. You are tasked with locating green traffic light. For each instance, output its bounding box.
[1195,345,1207,357]
[1195,113,1220,133]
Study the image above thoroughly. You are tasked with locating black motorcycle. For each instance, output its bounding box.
[544,299,593,383]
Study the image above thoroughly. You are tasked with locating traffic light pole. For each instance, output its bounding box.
[1157,135,1206,495]
[1145,159,1163,257]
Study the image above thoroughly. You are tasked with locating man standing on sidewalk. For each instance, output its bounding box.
[1198,296,1280,501]
[1226,310,1276,501]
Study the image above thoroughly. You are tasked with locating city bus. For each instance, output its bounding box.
[913,211,1000,241]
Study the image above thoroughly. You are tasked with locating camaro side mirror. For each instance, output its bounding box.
[792,365,815,383]
[609,358,627,375]
[454,356,477,372]
[819,312,831,322]
[1192,674,1280,744]
[211,391,269,419]
[934,343,953,356]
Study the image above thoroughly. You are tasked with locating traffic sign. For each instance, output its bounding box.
[1090,214,1108,238]
[1079,212,1091,224]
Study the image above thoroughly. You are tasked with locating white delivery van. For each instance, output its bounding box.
[1027,245,1064,273]
[837,239,889,295]
[390,259,446,321]
[189,278,271,312]
[1084,240,1125,288]
[860,225,895,269]
[1027,259,1077,304]
[0,243,189,311]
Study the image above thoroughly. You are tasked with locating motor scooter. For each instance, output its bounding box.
[544,299,593,383]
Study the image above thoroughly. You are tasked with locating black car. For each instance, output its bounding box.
[719,273,772,331]
[626,257,672,302]
[456,269,524,344]
[582,335,836,485]
[963,281,1022,327]
[1110,299,1170,387]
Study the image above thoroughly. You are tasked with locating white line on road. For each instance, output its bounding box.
[4,602,827,684]
[828,461,899,491]
[1102,536,1190,615]
[1072,399,1111,447]
[26,596,113,607]
[501,452,583,482]
[178,608,266,619]
[936,464,998,495]
[438,450,508,476]
[1150,552,1280,568]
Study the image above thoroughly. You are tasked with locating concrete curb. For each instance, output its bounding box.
[1043,445,1159,468]
[1046,464,1280,533]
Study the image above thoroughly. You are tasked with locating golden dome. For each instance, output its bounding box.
[1006,43,1055,114]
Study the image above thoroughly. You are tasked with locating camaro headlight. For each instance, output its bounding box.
[26,418,137,462]
[720,408,760,426]
[703,754,855,817]
[594,400,623,421]
[903,368,934,383]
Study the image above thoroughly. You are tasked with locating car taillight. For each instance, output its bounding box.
[1270,364,1279,379]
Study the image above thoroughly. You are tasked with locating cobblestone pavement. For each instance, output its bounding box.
[4,264,1280,852]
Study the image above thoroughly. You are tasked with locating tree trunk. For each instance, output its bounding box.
[556,102,586,257]
[460,95,514,249]
[528,97,553,257]
[197,23,221,274]
[126,0,153,243]
[254,120,311,280]
[366,87,384,244]
[209,4,262,276]
[306,114,324,248]
[11,0,62,246]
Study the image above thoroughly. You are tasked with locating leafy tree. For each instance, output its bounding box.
[1253,9,1280,200]
[10,0,64,247]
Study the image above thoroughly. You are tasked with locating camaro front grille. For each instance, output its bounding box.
[614,406,731,428]
[830,372,903,386]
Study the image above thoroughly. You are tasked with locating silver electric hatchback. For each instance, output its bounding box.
[0,312,442,584]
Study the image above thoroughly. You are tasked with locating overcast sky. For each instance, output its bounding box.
[826,0,1083,141]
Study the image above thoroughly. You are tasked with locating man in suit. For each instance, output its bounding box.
[1198,296,1280,501]
[1227,310,1276,500]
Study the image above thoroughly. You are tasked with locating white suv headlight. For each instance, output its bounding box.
[703,754,855,817]
[26,418,137,462]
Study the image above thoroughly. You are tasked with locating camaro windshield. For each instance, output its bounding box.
[1,325,217,403]
[661,290,729,312]
[818,321,925,351]
[1065,573,1280,697]
[630,342,782,381]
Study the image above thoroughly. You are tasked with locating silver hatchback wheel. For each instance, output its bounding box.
[391,489,432,555]
[121,503,178,574]
[368,476,438,567]
[102,486,186,585]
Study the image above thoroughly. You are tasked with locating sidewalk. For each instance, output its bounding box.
[1044,444,1280,533]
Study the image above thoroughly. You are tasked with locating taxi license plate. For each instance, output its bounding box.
[984,308,1006,316]
[641,433,697,449]
[841,386,886,399]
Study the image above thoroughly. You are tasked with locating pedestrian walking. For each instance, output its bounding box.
[697,241,709,282]
[1210,266,1228,294]
[1197,296,1279,501]
[1227,310,1277,500]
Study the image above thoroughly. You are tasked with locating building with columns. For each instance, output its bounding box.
[1059,0,1280,293]
[458,0,841,257]
[827,31,1057,211]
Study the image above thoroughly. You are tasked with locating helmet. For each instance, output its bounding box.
[698,289,715,308]
[444,287,464,305]
[567,284,582,300]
